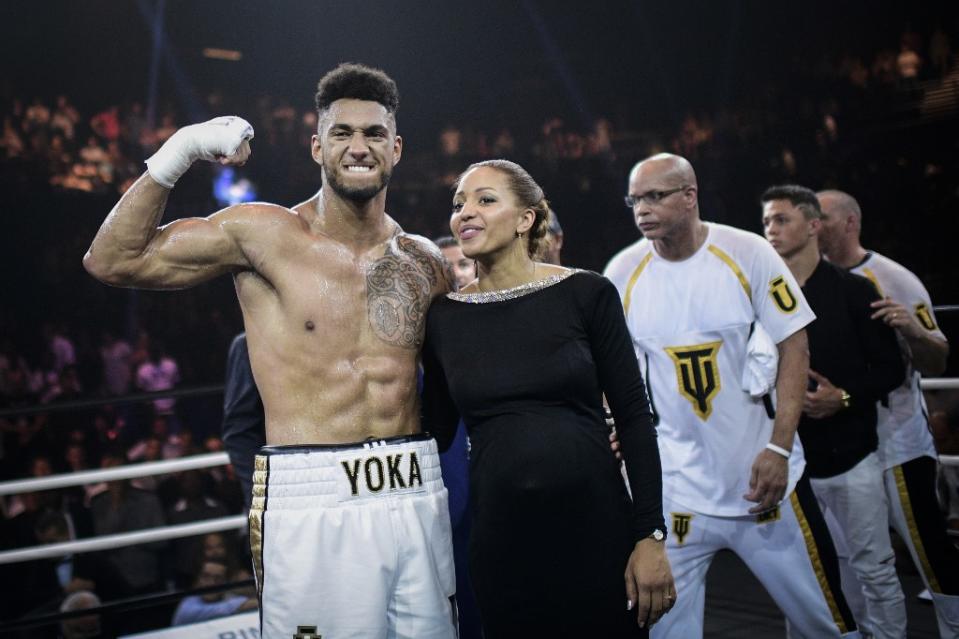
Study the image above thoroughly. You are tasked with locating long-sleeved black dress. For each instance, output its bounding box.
[422,270,664,638]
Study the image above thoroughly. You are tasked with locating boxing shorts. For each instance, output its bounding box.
[250,434,457,639]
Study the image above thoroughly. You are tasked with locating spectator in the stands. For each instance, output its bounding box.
[99,331,132,397]
[897,42,922,87]
[59,590,104,639]
[89,450,166,594]
[171,556,257,626]
[40,364,83,405]
[43,323,75,375]
[89,106,120,142]
[136,343,180,423]
[27,510,125,606]
[168,470,229,587]
[4,455,63,547]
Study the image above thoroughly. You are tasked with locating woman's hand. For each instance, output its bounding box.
[625,536,676,628]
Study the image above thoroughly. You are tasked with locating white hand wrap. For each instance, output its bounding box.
[145,116,254,188]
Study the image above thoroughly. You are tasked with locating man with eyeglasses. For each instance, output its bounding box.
[604,153,860,638]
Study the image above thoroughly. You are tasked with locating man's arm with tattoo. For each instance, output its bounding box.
[366,234,455,349]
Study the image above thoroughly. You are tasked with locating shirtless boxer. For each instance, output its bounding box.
[84,64,458,639]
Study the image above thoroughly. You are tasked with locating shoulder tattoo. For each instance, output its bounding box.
[366,235,450,349]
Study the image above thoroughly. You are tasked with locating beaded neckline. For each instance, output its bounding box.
[447,269,579,304]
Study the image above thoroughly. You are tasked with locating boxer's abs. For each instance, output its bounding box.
[255,345,422,446]
[233,225,438,446]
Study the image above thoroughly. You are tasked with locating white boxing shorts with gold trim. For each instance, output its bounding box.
[249,434,458,639]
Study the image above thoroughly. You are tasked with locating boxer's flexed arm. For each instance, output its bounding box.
[84,117,255,290]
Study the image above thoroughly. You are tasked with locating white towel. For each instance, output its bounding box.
[743,323,778,398]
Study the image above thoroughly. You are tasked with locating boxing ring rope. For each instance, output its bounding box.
[0,451,242,565]
[0,514,246,565]
[0,378,956,566]
[918,378,959,391]
[0,384,224,419]
[0,382,239,570]
[0,578,256,635]
[0,383,233,555]
[0,452,229,496]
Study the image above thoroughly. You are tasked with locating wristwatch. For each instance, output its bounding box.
[648,528,666,542]
[838,389,851,410]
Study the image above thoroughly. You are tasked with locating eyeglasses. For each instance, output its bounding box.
[624,186,689,208]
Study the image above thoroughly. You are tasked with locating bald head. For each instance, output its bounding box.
[815,189,864,264]
[60,591,101,639]
[626,153,703,256]
[816,189,861,226]
[630,153,698,189]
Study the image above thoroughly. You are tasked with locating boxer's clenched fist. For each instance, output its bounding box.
[146,116,254,188]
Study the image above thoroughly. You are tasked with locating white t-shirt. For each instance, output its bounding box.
[850,251,944,469]
[605,223,815,516]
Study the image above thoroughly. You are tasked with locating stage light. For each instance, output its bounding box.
[202,48,242,62]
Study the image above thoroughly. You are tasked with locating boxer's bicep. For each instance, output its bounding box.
[91,203,252,290]
[139,213,249,288]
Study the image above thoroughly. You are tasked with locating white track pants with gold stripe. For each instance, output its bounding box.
[652,473,860,639]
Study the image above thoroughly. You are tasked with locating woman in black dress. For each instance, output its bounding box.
[422,160,675,637]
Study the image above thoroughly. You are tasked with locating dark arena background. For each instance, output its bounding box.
[1,2,958,637]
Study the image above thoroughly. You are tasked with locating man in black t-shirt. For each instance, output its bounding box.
[761,184,907,639]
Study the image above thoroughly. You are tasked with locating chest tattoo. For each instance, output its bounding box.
[366,236,441,349]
